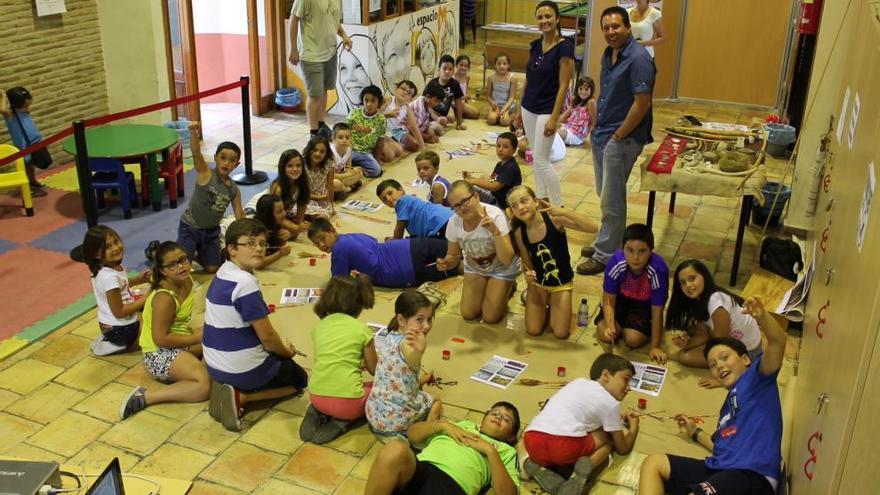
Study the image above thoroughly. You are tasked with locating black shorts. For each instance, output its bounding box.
[665,455,775,495]
[594,294,653,335]
[399,461,467,495]
[248,359,308,392]
[410,237,456,284]
[102,320,140,347]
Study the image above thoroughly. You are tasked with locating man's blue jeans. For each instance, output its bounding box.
[590,135,645,264]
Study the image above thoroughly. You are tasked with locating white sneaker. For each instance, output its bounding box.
[90,337,127,356]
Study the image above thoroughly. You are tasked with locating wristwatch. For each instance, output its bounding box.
[691,427,703,442]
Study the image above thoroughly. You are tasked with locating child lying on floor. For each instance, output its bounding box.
[307,218,458,288]
[376,179,452,239]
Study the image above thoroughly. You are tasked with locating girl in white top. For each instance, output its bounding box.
[666,260,763,386]
[628,0,665,58]
[437,181,521,324]
[75,225,149,356]
[452,55,480,120]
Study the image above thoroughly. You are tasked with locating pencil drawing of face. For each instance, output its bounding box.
[373,18,414,93]
[336,39,372,109]
[439,11,457,58]
[415,28,437,80]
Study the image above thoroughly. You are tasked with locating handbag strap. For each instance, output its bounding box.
[11,108,36,147]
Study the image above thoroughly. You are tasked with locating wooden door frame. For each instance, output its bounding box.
[161,0,201,125]
[247,0,281,114]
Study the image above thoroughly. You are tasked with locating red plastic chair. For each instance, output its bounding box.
[141,141,185,208]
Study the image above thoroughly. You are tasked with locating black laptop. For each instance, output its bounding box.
[85,457,125,495]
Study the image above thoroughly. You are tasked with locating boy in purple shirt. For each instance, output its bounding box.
[307,218,457,288]
[639,297,785,495]
[595,223,668,364]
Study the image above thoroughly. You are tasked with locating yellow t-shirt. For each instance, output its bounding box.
[291,0,342,62]
[140,284,194,353]
[309,313,374,398]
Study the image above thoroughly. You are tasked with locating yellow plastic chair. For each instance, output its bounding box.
[0,144,35,216]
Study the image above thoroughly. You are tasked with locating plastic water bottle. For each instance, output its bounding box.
[577,298,589,327]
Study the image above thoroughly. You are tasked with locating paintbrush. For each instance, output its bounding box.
[340,211,392,224]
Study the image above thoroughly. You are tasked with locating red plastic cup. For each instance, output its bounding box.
[557,366,566,377]
[309,258,316,266]
[268,304,276,313]
[442,350,451,360]
[638,398,647,410]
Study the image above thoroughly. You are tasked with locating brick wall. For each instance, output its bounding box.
[0,0,109,166]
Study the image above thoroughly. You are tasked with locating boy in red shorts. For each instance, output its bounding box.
[523,353,640,495]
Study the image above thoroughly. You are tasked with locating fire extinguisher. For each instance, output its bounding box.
[799,0,823,35]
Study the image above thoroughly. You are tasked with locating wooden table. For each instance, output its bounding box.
[62,124,180,212]
[639,136,767,286]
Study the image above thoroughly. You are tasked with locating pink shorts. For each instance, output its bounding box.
[310,383,373,421]
[524,430,596,467]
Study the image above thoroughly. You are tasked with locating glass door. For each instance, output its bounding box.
[163,0,201,123]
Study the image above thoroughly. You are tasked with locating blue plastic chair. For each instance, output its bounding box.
[90,157,139,219]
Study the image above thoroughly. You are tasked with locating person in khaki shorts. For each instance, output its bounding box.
[289,0,352,139]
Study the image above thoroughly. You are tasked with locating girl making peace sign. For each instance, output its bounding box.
[436,181,521,324]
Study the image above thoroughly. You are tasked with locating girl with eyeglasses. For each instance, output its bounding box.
[120,241,209,420]
[436,181,521,324]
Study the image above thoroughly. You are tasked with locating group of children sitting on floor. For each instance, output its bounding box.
[63,48,784,494]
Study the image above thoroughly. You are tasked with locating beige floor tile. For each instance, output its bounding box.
[5,383,87,424]
[114,362,154,388]
[147,398,207,424]
[73,381,138,423]
[0,358,65,394]
[54,356,127,393]
[99,410,180,456]
[0,412,43,448]
[0,341,46,372]
[200,442,286,493]
[132,443,214,481]
[239,410,303,455]
[188,480,249,495]
[0,388,21,410]
[273,393,311,416]
[275,444,359,492]
[27,411,111,457]
[30,333,93,368]
[322,422,377,456]
[1,442,67,464]
[254,478,322,495]
[67,442,141,472]
[170,411,240,456]
[333,476,367,494]
[95,351,144,369]
[350,442,383,479]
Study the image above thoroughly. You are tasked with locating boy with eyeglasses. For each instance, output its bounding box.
[307,217,458,288]
[365,401,521,495]
[203,219,308,432]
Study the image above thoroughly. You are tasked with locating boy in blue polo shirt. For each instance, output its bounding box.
[639,296,786,495]
[307,218,458,288]
[376,179,453,239]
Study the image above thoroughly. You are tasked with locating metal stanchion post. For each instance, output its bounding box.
[72,120,98,228]
[232,75,268,185]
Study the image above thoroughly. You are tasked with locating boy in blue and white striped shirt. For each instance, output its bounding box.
[203,218,308,431]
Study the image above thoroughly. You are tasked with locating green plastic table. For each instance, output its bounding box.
[62,124,180,212]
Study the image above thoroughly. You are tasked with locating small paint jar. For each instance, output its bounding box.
[557,366,566,377]
[268,304,276,313]
[638,398,647,410]
[442,350,451,360]
[309,258,316,266]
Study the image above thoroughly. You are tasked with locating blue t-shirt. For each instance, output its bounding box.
[3,112,42,164]
[603,250,668,306]
[396,194,453,237]
[593,35,655,144]
[522,38,575,115]
[706,356,782,482]
[331,233,416,287]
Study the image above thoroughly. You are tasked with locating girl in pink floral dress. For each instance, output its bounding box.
[366,290,442,439]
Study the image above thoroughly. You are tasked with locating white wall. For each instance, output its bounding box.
[97,0,171,125]
[192,0,265,36]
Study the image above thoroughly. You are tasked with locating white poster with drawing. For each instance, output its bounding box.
[471,355,528,389]
[847,92,861,150]
[36,0,66,16]
[857,162,875,252]
[836,86,850,143]
[629,362,668,396]
[619,0,663,9]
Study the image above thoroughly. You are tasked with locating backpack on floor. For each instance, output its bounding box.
[759,237,803,282]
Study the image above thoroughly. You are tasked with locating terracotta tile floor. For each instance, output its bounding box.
[0,95,791,493]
